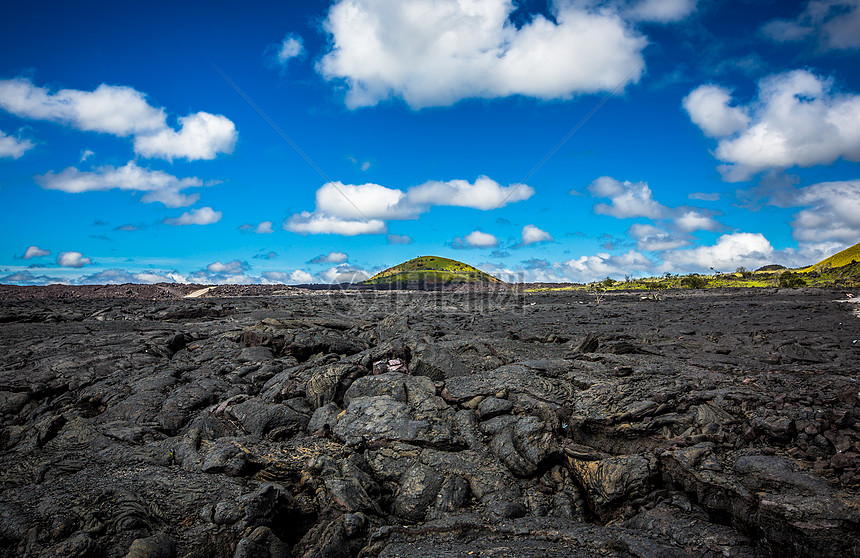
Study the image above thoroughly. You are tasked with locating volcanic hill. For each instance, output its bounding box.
[806,240,860,270]
[362,256,503,286]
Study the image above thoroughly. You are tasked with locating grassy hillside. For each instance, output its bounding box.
[362,256,503,285]
[803,241,860,270]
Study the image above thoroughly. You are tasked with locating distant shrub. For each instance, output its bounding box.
[778,271,806,288]
[602,277,615,287]
[681,274,707,289]
[736,266,753,279]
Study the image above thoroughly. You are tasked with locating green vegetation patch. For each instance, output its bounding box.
[362,256,503,285]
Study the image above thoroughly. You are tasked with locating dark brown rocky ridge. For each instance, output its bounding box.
[0,286,858,557]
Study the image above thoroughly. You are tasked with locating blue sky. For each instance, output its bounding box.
[1,0,859,285]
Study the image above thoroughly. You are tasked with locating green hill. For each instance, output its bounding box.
[803,240,860,271]
[362,256,503,286]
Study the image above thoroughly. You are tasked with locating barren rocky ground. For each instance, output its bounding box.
[1,286,858,557]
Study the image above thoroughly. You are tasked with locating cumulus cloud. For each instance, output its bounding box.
[284,212,387,235]
[675,210,720,232]
[0,77,236,161]
[790,179,860,243]
[133,112,237,161]
[518,224,553,247]
[36,161,203,208]
[662,232,775,272]
[486,248,654,283]
[452,230,498,249]
[318,264,370,284]
[318,0,646,108]
[628,223,689,251]
[0,129,34,158]
[188,260,257,284]
[316,181,413,219]
[287,176,532,235]
[21,245,50,259]
[261,271,289,283]
[685,70,860,180]
[308,251,349,264]
[408,177,533,210]
[206,260,248,274]
[559,250,653,281]
[625,0,697,23]
[0,78,165,135]
[290,270,315,284]
[762,0,860,51]
[57,251,92,268]
[387,233,412,245]
[76,268,182,285]
[588,176,667,219]
[682,85,749,137]
[164,207,222,226]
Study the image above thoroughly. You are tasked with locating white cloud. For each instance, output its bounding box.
[790,179,860,243]
[0,77,236,161]
[317,181,412,219]
[284,212,387,235]
[559,249,653,282]
[685,70,860,180]
[779,241,850,268]
[662,232,775,272]
[682,85,749,137]
[255,221,274,234]
[387,233,412,244]
[309,251,349,264]
[277,35,304,64]
[407,176,533,210]
[519,224,553,246]
[76,268,182,285]
[57,251,92,268]
[0,78,165,135]
[288,176,532,235]
[261,270,316,284]
[261,271,288,283]
[133,112,237,161]
[0,129,34,159]
[290,270,315,283]
[21,246,50,259]
[675,210,719,232]
[206,260,248,274]
[318,264,370,284]
[628,223,688,251]
[318,0,645,108]
[626,0,697,23]
[36,161,203,208]
[189,260,257,284]
[80,149,94,162]
[588,176,667,219]
[453,230,498,249]
[762,0,860,51]
[164,207,222,226]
